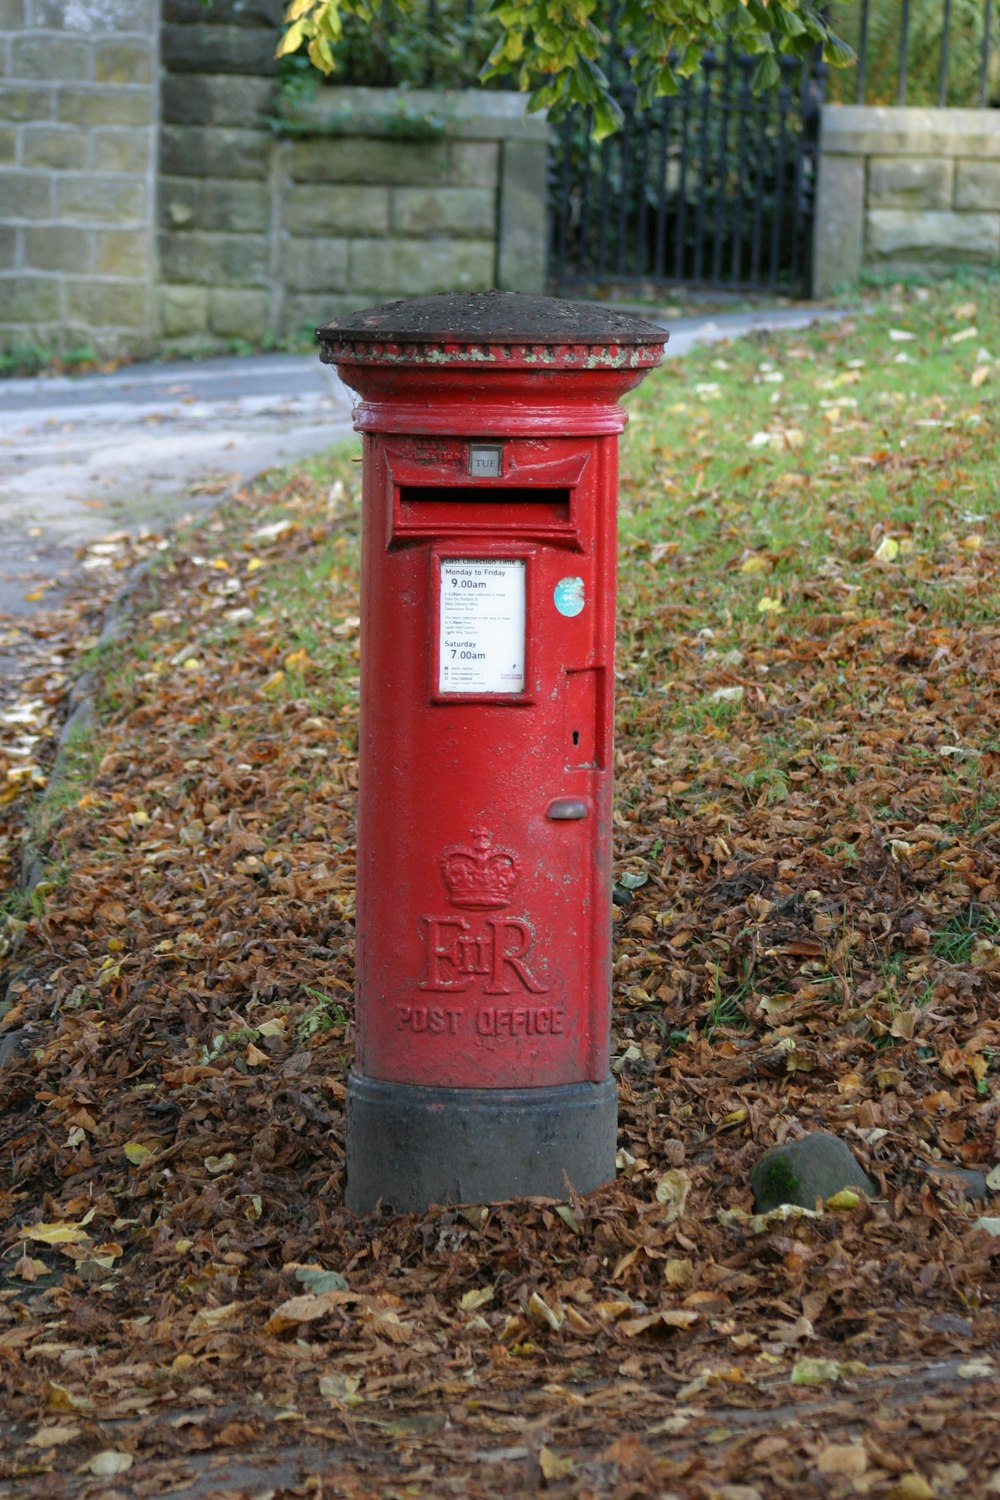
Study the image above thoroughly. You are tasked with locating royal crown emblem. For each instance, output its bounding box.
[439,829,519,910]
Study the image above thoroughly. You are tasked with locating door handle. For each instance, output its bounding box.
[546,798,588,821]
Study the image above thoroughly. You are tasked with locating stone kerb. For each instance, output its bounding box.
[0,0,159,358]
[813,106,1000,296]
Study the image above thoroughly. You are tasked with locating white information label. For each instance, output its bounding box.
[439,558,526,695]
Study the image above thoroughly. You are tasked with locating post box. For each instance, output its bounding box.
[317,292,666,1214]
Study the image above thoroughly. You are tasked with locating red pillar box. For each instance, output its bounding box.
[317,293,666,1214]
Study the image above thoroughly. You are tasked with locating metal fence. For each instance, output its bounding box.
[549,45,826,298]
[827,0,999,106]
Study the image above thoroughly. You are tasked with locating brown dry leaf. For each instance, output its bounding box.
[187,1302,243,1334]
[817,1442,869,1477]
[26,1424,82,1448]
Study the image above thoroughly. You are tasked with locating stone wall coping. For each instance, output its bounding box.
[276,86,549,143]
[821,105,1000,158]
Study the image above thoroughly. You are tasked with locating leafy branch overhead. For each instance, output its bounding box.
[277,0,853,137]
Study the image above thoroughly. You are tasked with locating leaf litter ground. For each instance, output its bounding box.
[1,279,999,1498]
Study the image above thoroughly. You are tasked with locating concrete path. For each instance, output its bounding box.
[0,306,846,623]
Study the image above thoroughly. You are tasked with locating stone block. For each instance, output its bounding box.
[92,129,151,174]
[284,236,349,292]
[163,0,276,29]
[0,170,52,218]
[94,42,153,85]
[347,236,494,297]
[867,208,1000,262]
[64,277,146,329]
[24,224,91,272]
[869,156,953,210]
[0,126,15,166]
[11,36,91,80]
[160,176,270,234]
[812,153,865,297]
[208,286,269,338]
[290,137,451,186]
[0,273,60,321]
[57,175,146,223]
[820,104,1000,160]
[28,0,154,27]
[158,282,208,337]
[283,290,363,337]
[23,124,88,171]
[158,230,269,287]
[286,183,389,237]
[94,227,148,277]
[162,23,276,76]
[161,73,273,127]
[955,160,1000,211]
[0,84,53,121]
[160,124,270,180]
[497,138,547,293]
[392,186,495,238]
[58,86,153,128]
[0,224,16,269]
[0,1,25,29]
[450,141,500,190]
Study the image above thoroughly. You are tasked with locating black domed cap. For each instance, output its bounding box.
[317,291,667,348]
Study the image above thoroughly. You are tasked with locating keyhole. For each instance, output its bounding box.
[572,730,580,747]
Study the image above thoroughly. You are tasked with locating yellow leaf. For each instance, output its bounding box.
[664,1257,693,1289]
[187,1302,242,1334]
[26,1424,81,1448]
[817,1443,868,1477]
[284,648,312,672]
[740,553,772,574]
[461,1286,494,1312]
[204,1153,237,1175]
[182,657,202,672]
[246,557,265,572]
[960,533,983,551]
[889,1475,934,1500]
[528,1291,563,1331]
[257,1017,287,1037]
[21,1221,90,1246]
[539,1447,575,1481]
[261,670,285,693]
[971,364,991,388]
[244,1195,263,1222]
[874,536,899,563]
[319,1372,363,1406]
[654,1168,691,1222]
[123,1141,154,1166]
[47,1383,90,1412]
[209,557,230,571]
[82,1451,133,1477]
[276,18,309,55]
[757,594,786,615]
[791,1357,840,1385]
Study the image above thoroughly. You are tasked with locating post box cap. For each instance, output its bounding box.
[317,291,667,371]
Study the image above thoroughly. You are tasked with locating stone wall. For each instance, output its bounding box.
[813,106,1000,296]
[0,0,159,356]
[158,80,548,350]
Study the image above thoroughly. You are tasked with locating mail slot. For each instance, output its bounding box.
[317,291,666,1214]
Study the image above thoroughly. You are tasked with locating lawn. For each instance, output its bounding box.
[1,276,998,1498]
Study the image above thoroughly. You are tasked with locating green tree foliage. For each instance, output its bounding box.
[827,0,999,105]
[277,0,852,137]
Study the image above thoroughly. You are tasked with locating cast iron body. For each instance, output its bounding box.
[318,291,666,1214]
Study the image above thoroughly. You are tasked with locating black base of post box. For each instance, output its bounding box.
[344,1072,618,1215]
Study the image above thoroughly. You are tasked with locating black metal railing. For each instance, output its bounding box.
[550,44,826,297]
[827,0,999,106]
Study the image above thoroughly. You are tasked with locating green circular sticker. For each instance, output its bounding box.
[554,576,585,618]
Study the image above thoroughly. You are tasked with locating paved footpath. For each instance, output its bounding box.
[0,306,846,623]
